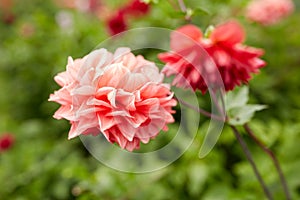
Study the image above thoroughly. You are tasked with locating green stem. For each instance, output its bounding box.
[177,0,191,21]
[244,124,291,200]
[177,0,187,12]
[176,98,225,121]
[231,125,273,200]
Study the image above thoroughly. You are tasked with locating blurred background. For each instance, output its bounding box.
[0,0,300,199]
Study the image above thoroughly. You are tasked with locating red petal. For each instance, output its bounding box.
[158,52,181,63]
[210,21,245,46]
[171,24,203,51]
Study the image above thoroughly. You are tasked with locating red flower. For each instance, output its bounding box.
[122,0,150,16]
[2,12,15,24]
[0,133,15,152]
[107,12,127,35]
[0,0,15,25]
[158,21,266,93]
[105,0,150,36]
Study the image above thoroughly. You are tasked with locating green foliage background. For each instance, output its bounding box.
[0,0,300,199]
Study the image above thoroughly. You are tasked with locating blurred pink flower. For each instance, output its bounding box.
[55,11,74,32]
[158,21,266,93]
[246,0,294,25]
[19,22,36,38]
[0,133,14,152]
[49,48,176,151]
[54,0,102,13]
[88,0,101,13]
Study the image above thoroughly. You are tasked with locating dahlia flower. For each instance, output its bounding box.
[158,21,266,93]
[49,48,176,151]
[246,0,294,25]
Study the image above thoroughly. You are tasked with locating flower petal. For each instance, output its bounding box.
[171,24,202,51]
[210,21,245,46]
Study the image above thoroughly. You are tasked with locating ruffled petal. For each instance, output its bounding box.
[210,21,245,46]
[171,24,202,51]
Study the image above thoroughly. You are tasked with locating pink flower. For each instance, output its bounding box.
[88,0,101,13]
[0,133,15,152]
[54,0,102,13]
[19,22,35,38]
[158,21,266,93]
[246,0,294,25]
[49,48,176,151]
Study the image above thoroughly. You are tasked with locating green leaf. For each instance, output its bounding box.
[225,86,267,125]
[193,7,211,16]
[225,86,249,111]
[168,11,186,18]
[228,105,267,125]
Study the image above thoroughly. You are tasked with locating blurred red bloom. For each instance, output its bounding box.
[2,12,14,24]
[0,0,15,24]
[107,12,127,35]
[0,133,15,152]
[122,0,150,16]
[158,21,266,93]
[106,0,150,35]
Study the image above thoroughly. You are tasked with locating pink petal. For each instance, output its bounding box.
[117,72,148,92]
[97,63,129,88]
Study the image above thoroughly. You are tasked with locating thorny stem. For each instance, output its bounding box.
[244,124,291,200]
[176,98,225,121]
[231,125,273,200]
